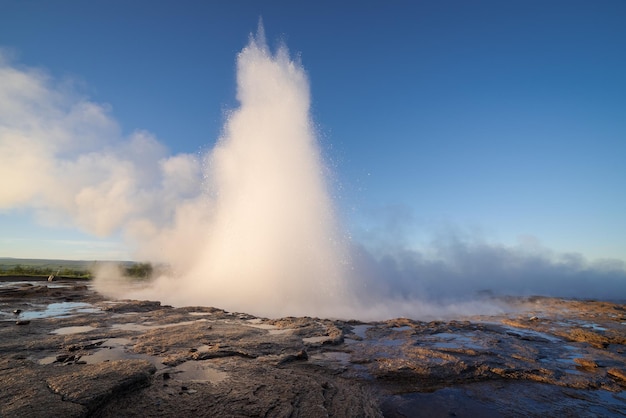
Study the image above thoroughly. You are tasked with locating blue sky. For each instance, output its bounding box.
[1,0,625,263]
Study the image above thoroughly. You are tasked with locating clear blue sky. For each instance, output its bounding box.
[1,0,625,262]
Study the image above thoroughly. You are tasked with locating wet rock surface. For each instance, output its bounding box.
[1,277,625,417]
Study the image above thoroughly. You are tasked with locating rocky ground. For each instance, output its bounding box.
[1,277,625,417]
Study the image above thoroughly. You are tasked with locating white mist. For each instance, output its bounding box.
[123,26,355,318]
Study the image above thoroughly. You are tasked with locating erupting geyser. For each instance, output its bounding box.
[120,25,356,318]
[6,23,624,320]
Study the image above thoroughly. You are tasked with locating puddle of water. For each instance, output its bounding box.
[379,338,405,347]
[416,332,486,351]
[245,322,294,335]
[583,323,607,332]
[17,302,100,320]
[38,338,138,365]
[261,328,293,336]
[349,325,372,340]
[39,355,60,365]
[246,322,277,331]
[435,340,483,351]
[433,332,460,339]
[111,318,208,332]
[555,357,579,366]
[111,323,156,332]
[557,319,610,333]
[594,389,626,405]
[51,325,96,335]
[80,338,158,365]
[172,361,228,384]
[269,329,293,335]
[565,369,586,376]
[404,332,487,350]
[110,312,140,319]
[43,338,165,368]
[500,326,561,343]
[540,344,590,375]
[391,326,413,332]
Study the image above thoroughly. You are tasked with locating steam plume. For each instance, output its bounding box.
[125,27,355,318]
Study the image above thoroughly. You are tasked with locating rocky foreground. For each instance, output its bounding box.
[1,278,625,417]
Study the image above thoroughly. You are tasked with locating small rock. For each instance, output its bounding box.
[574,358,598,369]
[162,372,171,380]
[608,368,626,383]
[529,316,539,321]
[13,309,22,315]
[15,320,30,325]
[278,349,308,365]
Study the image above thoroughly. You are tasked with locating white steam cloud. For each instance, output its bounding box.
[0,53,202,239]
[124,27,355,318]
[1,27,624,320]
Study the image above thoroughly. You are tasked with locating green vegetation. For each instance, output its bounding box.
[0,264,91,278]
[0,258,93,278]
[0,258,156,280]
[123,262,153,279]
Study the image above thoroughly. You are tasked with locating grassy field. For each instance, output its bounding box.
[0,258,150,279]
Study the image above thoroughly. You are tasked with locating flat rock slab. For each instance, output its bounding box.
[0,359,86,417]
[46,360,155,410]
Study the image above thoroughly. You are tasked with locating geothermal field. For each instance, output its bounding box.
[1,26,626,417]
[1,276,625,417]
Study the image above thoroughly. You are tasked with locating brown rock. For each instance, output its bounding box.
[46,360,155,412]
[608,368,626,383]
[574,357,598,369]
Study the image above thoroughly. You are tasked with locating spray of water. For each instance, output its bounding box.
[116,25,357,318]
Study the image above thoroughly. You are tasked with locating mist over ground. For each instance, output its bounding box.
[1,30,624,320]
